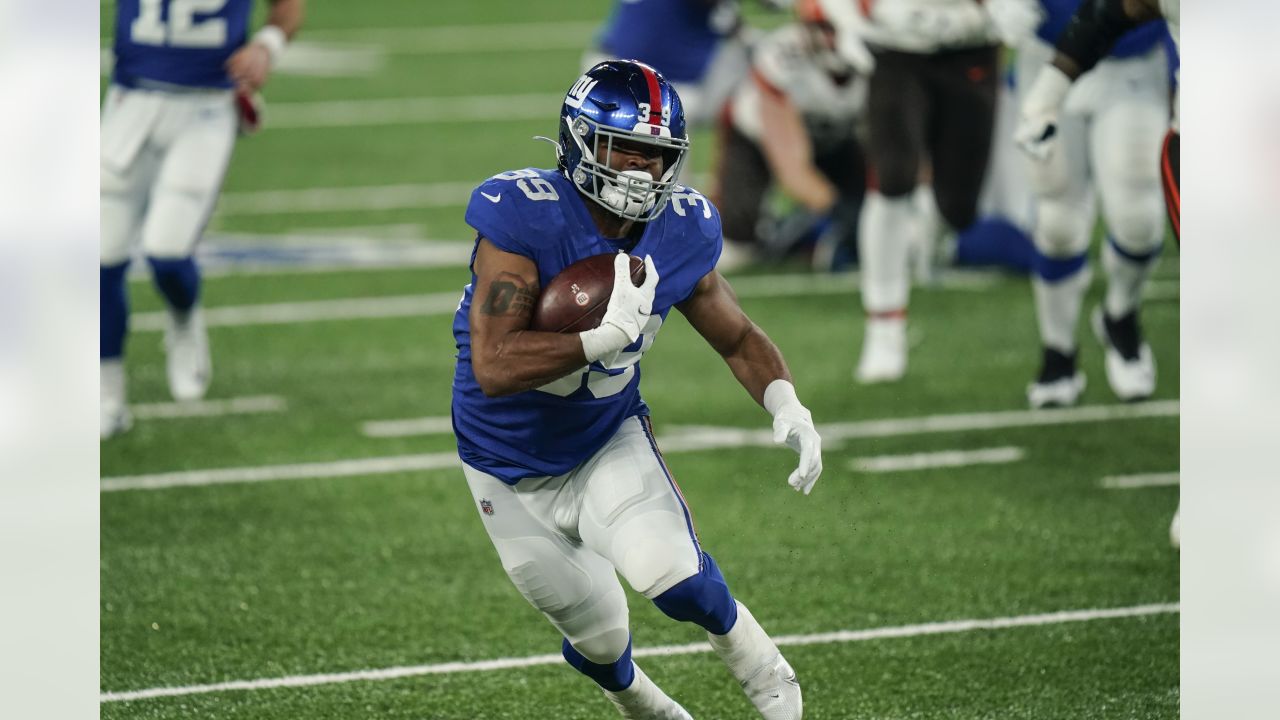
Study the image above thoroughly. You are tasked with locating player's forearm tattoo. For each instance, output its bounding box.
[480,272,537,317]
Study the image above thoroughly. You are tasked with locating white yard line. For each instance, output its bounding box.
[1100,472,1180,489]
[132,294,462,331]
[362,416,455,438]
[130,270,1000,332]
[302,21,599,54]
[100,453,461,493]
[661,400,1179,452]
[131,396,287,420]
[99,601,1178,703]
[218,182,477,215]
[263,93,562,129]
[103,402,1177,492]
[851,446,1025,473]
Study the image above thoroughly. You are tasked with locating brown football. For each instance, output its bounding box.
[530,253,646,333]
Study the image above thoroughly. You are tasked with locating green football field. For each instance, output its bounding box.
[100,1,1180,718]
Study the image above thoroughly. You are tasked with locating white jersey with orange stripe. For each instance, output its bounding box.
[728,24,867,144]
[858,0,1001,53]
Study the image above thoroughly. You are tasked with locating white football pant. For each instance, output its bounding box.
[463,416,703,664]
[1019,41,1169,352]
[100,85,237,265]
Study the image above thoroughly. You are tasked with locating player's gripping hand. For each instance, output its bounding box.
[1014,64,1073,161]
[579,253,659,363]
[764,380,823,495]
[226,43,272,94]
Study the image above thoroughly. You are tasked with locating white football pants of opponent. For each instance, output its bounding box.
[100,86,236,436]
[1019,39,1169,407]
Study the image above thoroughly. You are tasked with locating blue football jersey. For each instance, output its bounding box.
[1037,0,1168,58]
[112,0,254,90]
[597,0,728,83]
[452,168,722,484]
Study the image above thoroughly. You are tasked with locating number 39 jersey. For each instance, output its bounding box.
[112,0,254,90]
[452,168,722,484]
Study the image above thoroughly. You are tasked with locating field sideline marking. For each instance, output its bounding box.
[850,446,1025,473]
[129,271,1000,332]
[303,20,599,54]
[263,93,563,129]
[362,416,454,438]
[131,396,287,420]
[102,401,1177,492]
[99,602,1177,703]
[1100,472,1180,489]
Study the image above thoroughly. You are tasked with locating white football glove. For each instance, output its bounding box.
[580,253,659,363]
[985,0,1044,48]
[763,380,823,495]
[1014,64,1073,162]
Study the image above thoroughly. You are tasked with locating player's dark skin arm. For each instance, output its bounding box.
[677,270,792,406]
[1051,0,1162,79]
[469,238,594,397]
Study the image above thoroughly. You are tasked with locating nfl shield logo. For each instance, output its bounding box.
[479,499,494,516]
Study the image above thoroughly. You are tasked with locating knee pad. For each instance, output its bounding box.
[147,256,202,313]
[1105,201,1165,259]
[562,635,634,692]
[1034,200,1092,260]
[100,168,137,266]
[652,552,738,635]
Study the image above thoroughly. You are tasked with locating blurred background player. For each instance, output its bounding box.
[829,0,1025,384]
[1012,0,1175,408]
[100,0,305,439]
[585,0,751,128]
[453,61,822,719]
[714,0,870,271]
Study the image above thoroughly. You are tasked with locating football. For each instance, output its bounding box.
[530,253,646,333]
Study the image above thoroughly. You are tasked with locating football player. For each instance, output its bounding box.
[585,0,781,128]
[714,0,870,271]
[453,61,823,719]
[100,0,305,439]
[999,0,1175,408]
[819,0,1032,384]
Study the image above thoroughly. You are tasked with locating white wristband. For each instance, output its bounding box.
[763,379,801,417]
[253,25,288,67]
[579,324,630,364]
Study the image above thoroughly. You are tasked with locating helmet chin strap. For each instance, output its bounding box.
[600,169,658,216]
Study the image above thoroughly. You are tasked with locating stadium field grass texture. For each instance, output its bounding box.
[101,1,1179,717]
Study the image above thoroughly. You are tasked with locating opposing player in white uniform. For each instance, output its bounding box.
[1016,0,1179,542]
[100,0,305,439]
[453,61,823,718]
[716,0,869,270]
[1006,0,1173,408]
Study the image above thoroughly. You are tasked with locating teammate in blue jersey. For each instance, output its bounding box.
[452,60,823,719]
[992,0,1173,408]
[100,0,305,439]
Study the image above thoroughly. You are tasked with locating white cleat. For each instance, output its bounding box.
[1026,347,1086,409]
[855,316,907,384]
[602,663,694,720]
[100,359,133,440]
[1169,505,1180,549]
[165,306,211,401]
[709,602,802,720]
[1092,308,1155,401]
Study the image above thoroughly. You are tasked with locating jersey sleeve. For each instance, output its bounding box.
[464,177,533,258]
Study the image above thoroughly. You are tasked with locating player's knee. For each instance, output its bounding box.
[1106,200,1165,257]
[562,634,634,691]
[565,625,631,666]
[1034,203,1091,259]
[620,538,700,598]
[933,191,978,232]
[651,552,737,635]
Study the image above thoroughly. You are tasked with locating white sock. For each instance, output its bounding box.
[707,601,777,679]
[1032,263,1092,353]
[101,358,127,408]
[858,191,915,313]
[1102,239,1158,319]
[602,663,687,720]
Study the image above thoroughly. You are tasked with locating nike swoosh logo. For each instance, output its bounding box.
[481,192,501,203]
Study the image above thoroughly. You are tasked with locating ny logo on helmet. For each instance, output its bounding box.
[565,76,599,110]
